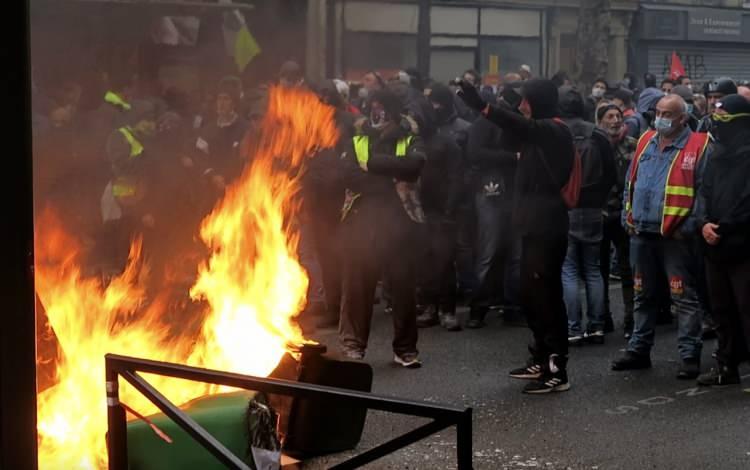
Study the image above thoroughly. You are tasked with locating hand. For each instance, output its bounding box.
[702,223,721,245]
[456,80,487,112]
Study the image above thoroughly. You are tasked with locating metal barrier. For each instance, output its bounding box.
[105,354,473,470]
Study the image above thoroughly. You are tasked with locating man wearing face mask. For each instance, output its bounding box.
[356,70,385,116]
[695,95,750,387]
[612,94,712,380]
[458,78,574,394]
[585,78,609,123]
[598,103,637,339]
[338,88,426,368]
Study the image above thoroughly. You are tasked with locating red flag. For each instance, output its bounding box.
[670,52,686,80]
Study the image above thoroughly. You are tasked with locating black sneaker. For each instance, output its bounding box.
[568,334,584,346]
[416,305,439,328]
[523,369,570,394]
[584,330,605,345]
[611,351,652,371]
[677,358,700,380]
[509,363,543,380]
[604,316,615,334]
[341,346,365,361]
[466,309,487,329]
[696,365,740,386]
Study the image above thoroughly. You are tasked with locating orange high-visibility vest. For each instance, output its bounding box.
[625,129,709,237]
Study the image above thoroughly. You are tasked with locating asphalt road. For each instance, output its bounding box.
[303,285,750,470]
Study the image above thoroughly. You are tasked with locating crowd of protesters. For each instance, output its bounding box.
[32,57,750,394]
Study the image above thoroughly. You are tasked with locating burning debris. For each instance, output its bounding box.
[35,85,339,469]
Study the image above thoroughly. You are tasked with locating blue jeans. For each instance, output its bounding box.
[471,192,520,311]
[564,209,606,335]
[563,238,606,335]
[628,234,703,360]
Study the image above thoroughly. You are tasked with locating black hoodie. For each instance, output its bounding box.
[484,79,574,238]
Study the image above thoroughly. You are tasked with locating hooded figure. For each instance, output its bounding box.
[337,88,427,367]
[624,87,664,138]
[457,78,575,394]
[695,94,750,386]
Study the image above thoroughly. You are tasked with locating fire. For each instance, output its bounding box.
[35,86,339,469]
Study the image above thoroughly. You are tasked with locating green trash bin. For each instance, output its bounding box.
[126,390,268,470]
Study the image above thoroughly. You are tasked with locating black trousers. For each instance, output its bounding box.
[521,235,569,367]
[601,217,634,329]
[705,256,750,368]
[311,212,342,322]
[339,205,419,355]
[418,218,457,313]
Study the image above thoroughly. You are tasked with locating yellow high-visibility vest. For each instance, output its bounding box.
[352,135,412,169]
[118,127,144,159]
[104,91,131,111]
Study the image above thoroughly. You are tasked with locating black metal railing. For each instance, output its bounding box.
[105,354,473,470]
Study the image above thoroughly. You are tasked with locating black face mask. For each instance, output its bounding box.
[711,119,747,144]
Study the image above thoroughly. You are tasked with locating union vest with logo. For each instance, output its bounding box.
[625,129,709,237]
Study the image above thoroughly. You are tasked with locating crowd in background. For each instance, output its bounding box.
[31,55,750,393]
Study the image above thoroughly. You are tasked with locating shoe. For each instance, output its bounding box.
[568,334,584,346]
[604,316,615,333]
[609,273,622,281]
[584,330,605,345]
[611,351,652,371]
[523,369,570,394]
[677,358,700,380]
[341,347,365,361]
[394,353,422,369]
[439,311,462,331]
[509,362,543,380]
[416,305,439,328]
[696,365,740,386]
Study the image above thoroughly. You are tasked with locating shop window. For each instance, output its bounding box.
[430,49,475,84]
[478,37,540,77]
[344,1,418,34]
[431,6,477,35]
[343,32,417,78]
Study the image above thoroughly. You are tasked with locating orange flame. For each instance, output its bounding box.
[35,86,339,469]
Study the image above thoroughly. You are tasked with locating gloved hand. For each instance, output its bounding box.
[456,79,487,112]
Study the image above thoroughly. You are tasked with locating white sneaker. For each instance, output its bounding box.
[394,353,422,369]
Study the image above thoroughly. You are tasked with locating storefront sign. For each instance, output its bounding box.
[688,8,744,42]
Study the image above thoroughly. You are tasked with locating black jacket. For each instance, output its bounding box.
[466,115,519,202]
[484,105,574,238]
[420,113,468,219]
[341,123,426,223]
[561,118,617,209]
[699,135,750,263]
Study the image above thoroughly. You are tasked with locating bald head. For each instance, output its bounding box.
[655,94,688,138]
[738,85,750,101]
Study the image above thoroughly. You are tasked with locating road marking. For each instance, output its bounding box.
[605,373,750,415]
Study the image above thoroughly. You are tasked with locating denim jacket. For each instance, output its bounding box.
[621,127,710,237]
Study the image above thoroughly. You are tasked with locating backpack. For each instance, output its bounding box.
[568,120,604,191]
[544,118,581,209]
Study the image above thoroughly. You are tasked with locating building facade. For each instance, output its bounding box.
[307,0,750,86]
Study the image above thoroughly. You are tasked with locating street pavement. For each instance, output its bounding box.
[303,285,750,470]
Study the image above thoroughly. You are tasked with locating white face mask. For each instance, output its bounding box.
[592,87,605,99]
